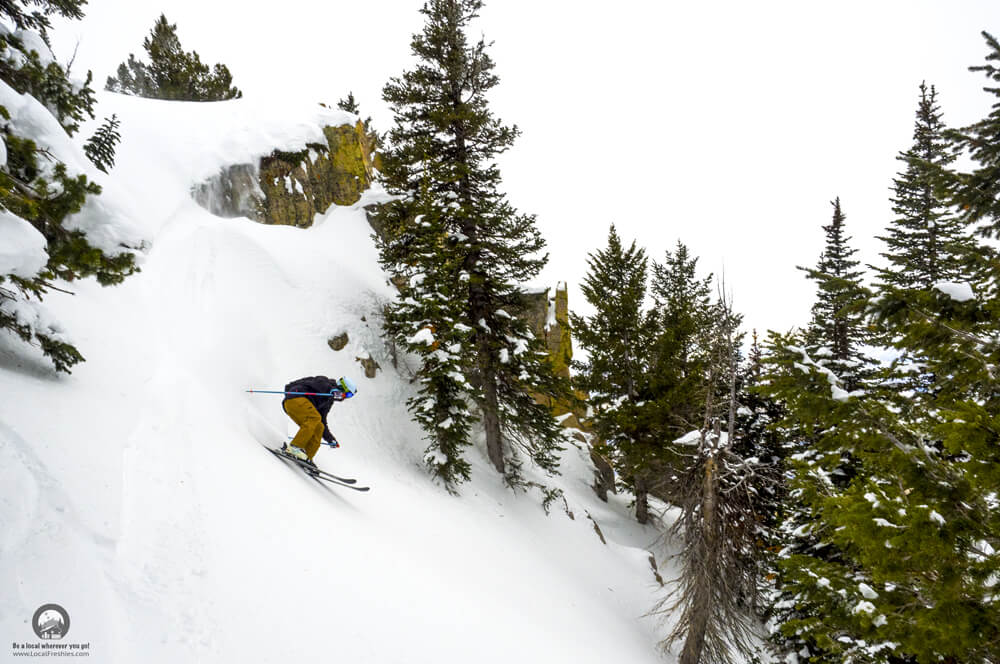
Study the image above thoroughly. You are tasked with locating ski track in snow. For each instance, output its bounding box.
[0,93,674,663]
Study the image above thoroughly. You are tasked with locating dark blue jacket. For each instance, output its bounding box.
[283,375,345,443]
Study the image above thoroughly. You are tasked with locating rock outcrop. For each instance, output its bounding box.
[193,120,377,227]
[524,283,616,499]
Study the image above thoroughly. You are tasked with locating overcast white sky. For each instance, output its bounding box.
[50,0,1000,338]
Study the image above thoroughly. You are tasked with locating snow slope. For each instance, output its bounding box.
[0,93,672,663]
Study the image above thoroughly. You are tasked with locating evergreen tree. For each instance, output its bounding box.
[105,14,242,102]
[83,114,121,173]
[570,224,654,517]
[947,31,1000,241]
[1,0,139,372]
[763,286,1000,663]
[799,198,871,391]
[336,91,375,139]
[733,330,785,522]
[337,92,360,114]
[377,0,567,489]
[638,241,716,521]
[0,0,84,33]
[763,199,875,661]
[649,241,715,437]
[764,57,1000,655]
[877,82,972,290]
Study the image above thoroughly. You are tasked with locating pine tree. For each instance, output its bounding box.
[83,114,121,173]
[733,330,785,521]
[873,84,977,408]
[764,63,1000,654]
[570,224,654,516]
[876,82,972,290]
[638,241,716,520]
[649,241,715,436]
[1,0,139,372]
[0,0,84,33]
[378,186,476,486]
[764,286,1000,663]
[105,14,242,102]
[337,92,360,114]
[377,0,567,489]
[763,199,876,661]
[799,198,871,391]
[947,31,1000,240]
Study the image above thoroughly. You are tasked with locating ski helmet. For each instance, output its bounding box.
[338,376,358,397]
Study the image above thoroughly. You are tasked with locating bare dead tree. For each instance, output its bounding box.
[651,286,776,664]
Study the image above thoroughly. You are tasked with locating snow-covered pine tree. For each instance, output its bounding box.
[799,198,872,391]
[733,330,784,527]
[876,82,972,290]
[83,114,121,173]
[377,0,567,489]
[765,65,1000,656]
[105,14,242,102]
[570,224,655,520]
[765,274,1000,663]
[378,184,477,487]
[1,1,138,372]
[762,199,877,661]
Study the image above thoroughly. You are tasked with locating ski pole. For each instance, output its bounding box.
[246,389,342,397]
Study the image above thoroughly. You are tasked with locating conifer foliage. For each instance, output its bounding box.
[877,82,971,290]
[799,198,870,390]
[1,0,138,372]
[947,31,1000,239]
[83,114,121,173]
[571,225,654,513]
[376,0,567,489]
[760,38,1000,662]
[106,14,242,102]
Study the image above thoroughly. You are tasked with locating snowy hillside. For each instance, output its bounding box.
[0,93,673,662]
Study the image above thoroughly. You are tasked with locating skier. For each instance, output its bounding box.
[282,375,357,464]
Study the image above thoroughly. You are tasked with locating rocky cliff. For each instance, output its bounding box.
[192,119,377,226]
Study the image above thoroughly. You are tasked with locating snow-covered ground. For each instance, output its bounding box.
[0,92,672,663]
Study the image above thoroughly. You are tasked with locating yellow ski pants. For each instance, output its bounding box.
[283,397,324,460]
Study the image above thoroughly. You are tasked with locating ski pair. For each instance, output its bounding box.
[265,445,370,492]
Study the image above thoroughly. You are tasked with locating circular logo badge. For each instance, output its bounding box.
[32,604,70,640]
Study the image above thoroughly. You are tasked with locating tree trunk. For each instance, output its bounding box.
[481,357,504,474]
[679,455,718,664]
[635,474,650,524]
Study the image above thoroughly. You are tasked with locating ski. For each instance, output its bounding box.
[304,469,370,492]
[264,445,369,491]
[261,443,356,482]
[274,444,357,483]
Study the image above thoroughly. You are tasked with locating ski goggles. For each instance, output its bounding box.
[338,376,358,398]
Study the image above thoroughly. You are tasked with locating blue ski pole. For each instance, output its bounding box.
[246,389,342,397]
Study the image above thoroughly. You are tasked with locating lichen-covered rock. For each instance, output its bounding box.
[193,120,376,227]
[524,283,572,380]
[328,332,349,351]
[356,352,380,378]
[590,447,617,501]
[192,163,264,219]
